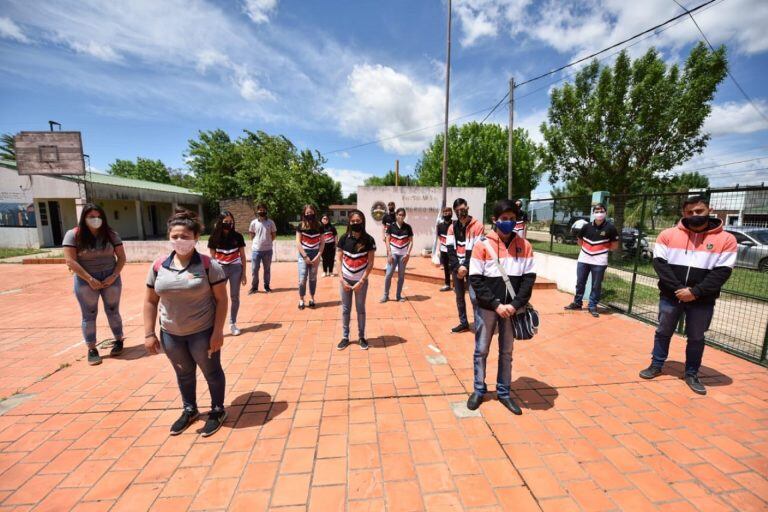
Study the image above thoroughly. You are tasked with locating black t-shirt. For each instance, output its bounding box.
[437,220,451,252]
[337,232,377,282]
[297,224,322,251]
[208,230,246,264]
[382,212,396,228]
[321,223,338,245]
[578,221,619,265]
[387,222,414,256]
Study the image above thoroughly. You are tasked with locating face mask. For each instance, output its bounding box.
[683,215,708,229]
[495,220,516,235]
[593,212,606,221]
[304,214,316,222]
[85,217,102,229]
[257,211,266,217]
[171,238,197,256]
[349,223,363,233]
[389,207,395,213]
[457,209,468,219]
[222,222,233,230]
[443,215,452,222]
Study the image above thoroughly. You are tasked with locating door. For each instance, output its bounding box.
[49,201,63,246]
[149,204,159,236]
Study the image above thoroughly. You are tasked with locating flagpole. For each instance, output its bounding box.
[440,0,452,209]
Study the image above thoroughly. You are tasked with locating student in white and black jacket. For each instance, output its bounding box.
[467,199,536,415]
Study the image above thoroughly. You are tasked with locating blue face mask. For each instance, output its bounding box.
[495,220,516,234]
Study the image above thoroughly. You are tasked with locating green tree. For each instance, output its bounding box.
[343,192,358,205]
[364,170,418,186]
[107,157,173,184]
[0,133,15,161]
[415,122,544,210]
[185,129,243,201]
[541,43,727,228]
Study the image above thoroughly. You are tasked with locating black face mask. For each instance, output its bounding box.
[349,223,363,232]
[257,211,266,217]
[443,215,452,222]
[304,214,316,222]
[222,222,233,230]
[457,209,468,219]
[388,208,395,213]
[683,215,708,229]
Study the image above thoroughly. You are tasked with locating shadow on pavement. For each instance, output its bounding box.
[366,335,407,349]
[511,376,559,411]
[239,322,282,334]
[405,295,431,302]
[229,391,288,429]
[664,361,734,386]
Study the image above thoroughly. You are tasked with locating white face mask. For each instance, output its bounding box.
[85,217,102,229]
[171,238,197,255]
[594,212,606,221]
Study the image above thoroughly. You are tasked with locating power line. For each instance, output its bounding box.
[675,156,768,173]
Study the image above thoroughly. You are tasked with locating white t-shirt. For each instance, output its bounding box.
[249,218,277,251]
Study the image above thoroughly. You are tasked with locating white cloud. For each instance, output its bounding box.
[324,167,374,195]
[242,0,278,24]
[337,64,447,155]
[454,0,529,47]
[705,100,768,136]
[0,16,29,43]
[67,40,122,62]
[516,108,548,144]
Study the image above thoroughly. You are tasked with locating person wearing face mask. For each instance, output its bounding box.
[296,204,325,310]
[144,209,229,437]
[639,195,737,395]
[467,199,536,415]
[446,198,486,333]
[564,203,620,317]
[208,211,247,336]
[381,207,414,302]
[381,201,397,242]
[62,204,127,366]
[248,203,277,294]
[320,214,338,277]
[513,199,529,239]
[436,207,454,291]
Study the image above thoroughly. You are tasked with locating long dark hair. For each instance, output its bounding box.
[76,203,114,251]
[209,210,236,248]
[299,204,320,231]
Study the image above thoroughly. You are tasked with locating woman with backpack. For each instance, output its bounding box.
[208,211,247,336]
[320,213,338,277]
[62,203,126,366]
[296,204,325,310]
[144,209,229,438]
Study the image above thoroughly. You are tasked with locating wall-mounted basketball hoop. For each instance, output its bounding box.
[14,131,85,176]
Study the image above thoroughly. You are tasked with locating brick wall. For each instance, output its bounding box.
[219,198,257,230]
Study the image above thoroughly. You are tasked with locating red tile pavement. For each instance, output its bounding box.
[0,261,766,511]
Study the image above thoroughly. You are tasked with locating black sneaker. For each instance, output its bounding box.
[439,285,451,292]
[87,348,102,366]
[451,324,470,333]
[337,338,350,350]
[109,339,124,356]
[298,301,305,310]
[684,375,707,395]
[639,365,663,379]
[309,299,316,309]
[498,396,523,415]
[467,392,483,410]
[264,286,272,293]
[170,408,199,435]
[563,302,582,310]
[248,287,257,295]
[201,409,227,437]
[588,308,600,318]
[359,338,369,350]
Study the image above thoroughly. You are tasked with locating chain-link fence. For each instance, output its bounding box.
[527,186,768,365]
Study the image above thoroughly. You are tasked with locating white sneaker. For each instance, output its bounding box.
[230,323,241,336]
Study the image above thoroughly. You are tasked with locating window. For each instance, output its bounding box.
[727,231,749,244]
[340,211,346,217]
[38,202,48,226]
[726,214,739,226]
[114,210,119,221]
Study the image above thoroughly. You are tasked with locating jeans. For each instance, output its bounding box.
[73,268,124,346]
[341,278,368,339]
[440,251,451,287]
[574,262,607,309]
[453,270,478,327]
[222,263,242,324]
[322,244,336,274]
[251,249,272,290]
[383,254,407,299]
[298,249,319,298]
[651,296,715,376]
[473,308,515,398]
[160,327,226,411]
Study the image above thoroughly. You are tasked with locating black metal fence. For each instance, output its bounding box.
[527,186,768,365]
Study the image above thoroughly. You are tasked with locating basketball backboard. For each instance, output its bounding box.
[14,131,85,175]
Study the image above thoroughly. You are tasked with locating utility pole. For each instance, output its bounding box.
[441,0,452,209]
[507,77,515,200]
[395,159,399,187]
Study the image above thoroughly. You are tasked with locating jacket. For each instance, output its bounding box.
[469,230,537,311]
[446,216,485,271]
[652,218,737,304]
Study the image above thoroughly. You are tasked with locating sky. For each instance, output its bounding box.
[1,0,767,198]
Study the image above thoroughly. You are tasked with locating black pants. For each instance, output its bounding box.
[439,251,451,287]
[322,243,336,273]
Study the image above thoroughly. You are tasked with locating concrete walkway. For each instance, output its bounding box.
[0,262,766,511]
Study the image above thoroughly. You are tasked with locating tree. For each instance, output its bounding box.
[364,170,418,186]
[415,122,544,210]
[107,157,173,184]
[541,43,727,229]
[0,133,15,161]
[342,192,358,205]
[185,129,242,201]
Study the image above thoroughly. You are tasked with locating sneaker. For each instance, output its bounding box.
[309,299,316,309]
[397,297,406,302]
[200,409,227,437]
[359,338,369,350]
[467,392,483,410]
[684,375,707,395]
[639,365,662,379]
[439,285,451,292]
[563,302,582,310]
[248,287,257,295]
[87,348,102,366]
[379,296,388,303]
[498,396,523,415]
[588,308,600,318]
[170,408,199,435]
[230,324,241,336]
[298,300,305,310]
[451,324,470,333]
[264,286,272,293]
[337,338,350,350]
[109,339,124,357]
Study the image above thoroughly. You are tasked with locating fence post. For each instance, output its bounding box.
[550,198,556,252]
[626,194,647,315]
[761,321,768,364]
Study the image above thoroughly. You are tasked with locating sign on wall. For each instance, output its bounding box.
[14,131,85,176]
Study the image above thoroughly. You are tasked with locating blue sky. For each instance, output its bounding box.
[1,0,767,198]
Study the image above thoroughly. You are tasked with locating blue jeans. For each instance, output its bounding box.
[73,269,124,346]
[651,296,714,376]
[383,254,407,299]
[453,270,477,327]
[298,249,319,298]
[222,263,242,323]
[160,327,226,411]
[473,308,515,398]
[341,278,368,339]
[251,249,272,290]
[574,262,607,309]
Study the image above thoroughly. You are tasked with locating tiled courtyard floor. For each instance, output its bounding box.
[0,261,766,511]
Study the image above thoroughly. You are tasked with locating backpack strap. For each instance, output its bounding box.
[199,253,211,273]
[481,238,517,302]
[152,256,165,274]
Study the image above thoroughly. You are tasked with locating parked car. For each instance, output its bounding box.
[725,227,768,272]
[620,227,653,261]
[550,216,590,244]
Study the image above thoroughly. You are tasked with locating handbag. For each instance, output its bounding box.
[481,238,540,340]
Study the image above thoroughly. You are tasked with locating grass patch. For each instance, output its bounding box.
[0,248,47,259]
[601,273,659,307]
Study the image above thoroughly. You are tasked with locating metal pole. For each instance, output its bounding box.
[440,0,452,209]
[508,77,515,200]
[395,159,399,187]
[627,194,647,315]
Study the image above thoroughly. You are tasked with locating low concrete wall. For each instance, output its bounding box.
[122,240,300,263]
[533,252,579,294]
[0,228,39,248]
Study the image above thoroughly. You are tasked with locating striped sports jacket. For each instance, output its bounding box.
[652,218,737,303]
[446,217,485,271]
[469,230,537,311]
